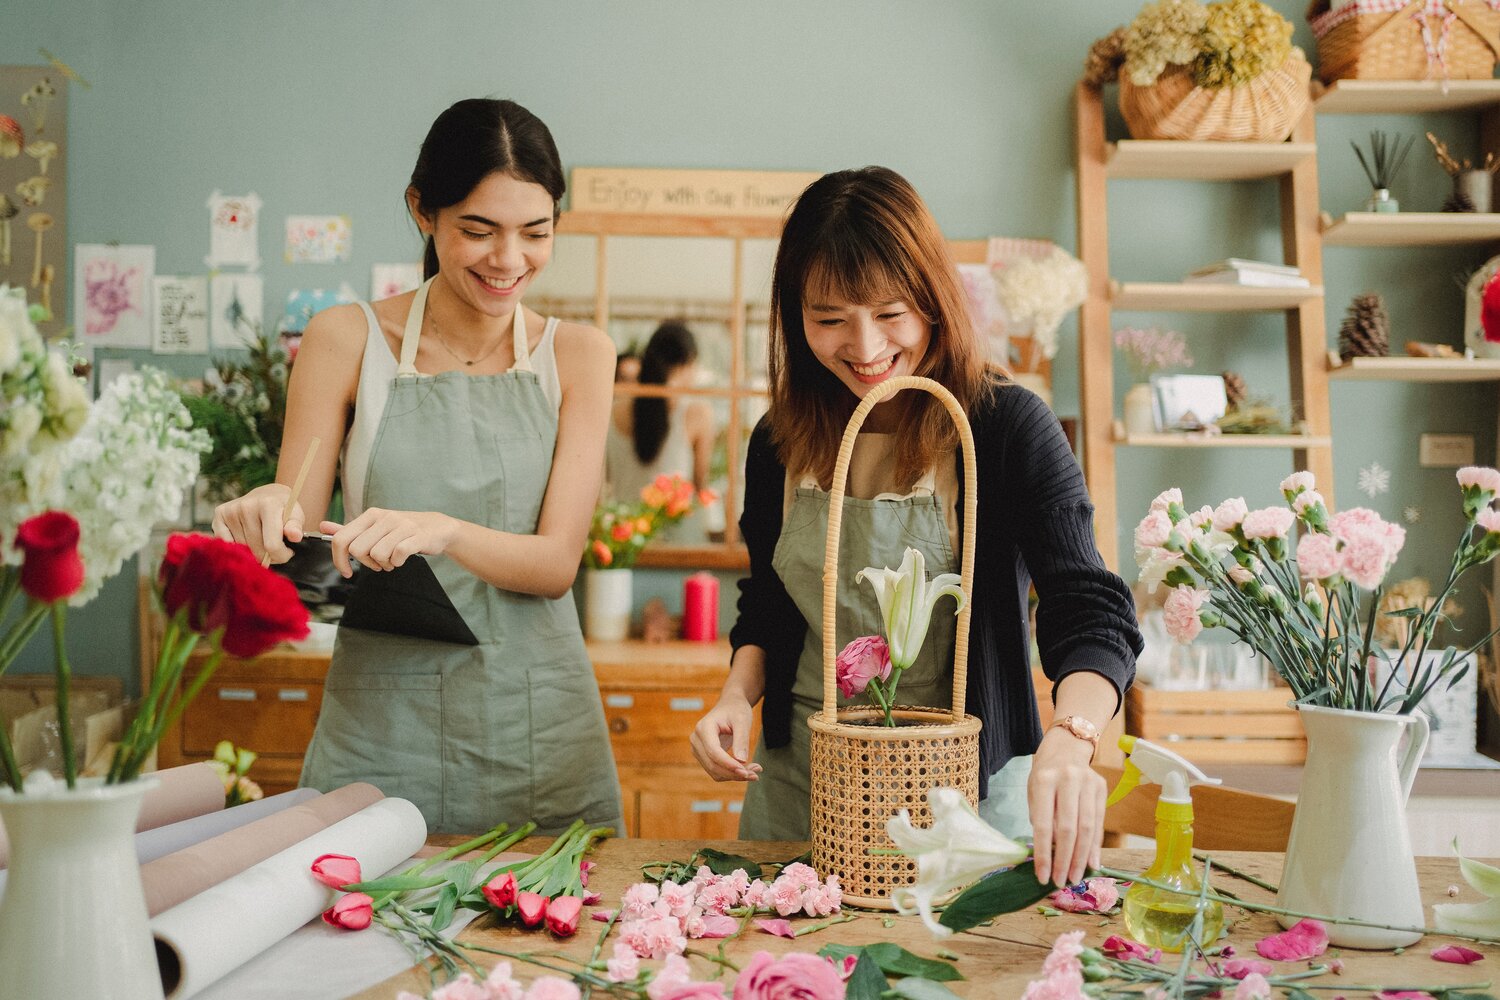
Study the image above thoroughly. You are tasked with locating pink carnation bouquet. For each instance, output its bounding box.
[1135,468,1500,713]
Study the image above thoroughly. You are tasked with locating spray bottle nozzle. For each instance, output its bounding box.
[1106,735,1221,806]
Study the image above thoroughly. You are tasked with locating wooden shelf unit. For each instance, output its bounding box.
[1075,82,1333,571]
[1313,79,1500,115]
[1327,356,1500,382]
[1113,430,1333,449]
[1321,212,1500,246]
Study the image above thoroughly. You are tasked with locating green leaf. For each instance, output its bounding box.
[1282,989,1316,1000]
[938,862,1053,933]
[843,953,888,1000]
[446,860,482,895]
[695,848,764,880]
[343,874,449,893]
[886,979,963,999]
[817,943,963,982]
[430,883,458,932]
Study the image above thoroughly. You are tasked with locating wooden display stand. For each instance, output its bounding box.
[1126,682,1305,766]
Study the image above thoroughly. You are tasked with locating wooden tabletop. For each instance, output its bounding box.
[353,839,1497,999]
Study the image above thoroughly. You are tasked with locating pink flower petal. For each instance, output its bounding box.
[1223,958,1273,979]
[1101,934,1161,964]
[698,914,739,938]
[753,918,796,939]
[1255,919,1329,961]
[590,909,616,923]
[1431,944,1484,964]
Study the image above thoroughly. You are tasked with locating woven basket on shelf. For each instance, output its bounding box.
[1308,0,1500,82]
[808,375,982,911]
[1119,49,1312,141]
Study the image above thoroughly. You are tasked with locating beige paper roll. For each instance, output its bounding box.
[142,782,384,916]
[151,797,427,1000]
[0,761,226,869]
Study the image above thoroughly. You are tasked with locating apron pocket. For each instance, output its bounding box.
[494,431,551,534]
[524,640,622,832]
[318,671,445,816]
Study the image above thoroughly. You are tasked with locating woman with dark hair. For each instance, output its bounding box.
[212,98,623,835]
[689,167,1140,888]
[605,321,714,540]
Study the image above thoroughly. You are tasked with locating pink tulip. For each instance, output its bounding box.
[321,892,373,930]
[309,853,362,890]
[835,635,891,698]
[516,891,548,928]
[482,871,518,910]
[546,894,583,937]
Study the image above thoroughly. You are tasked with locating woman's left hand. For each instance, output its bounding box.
[321,508,457,577]
[1027,730,1106,889]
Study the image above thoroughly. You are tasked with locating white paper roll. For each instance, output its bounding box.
[136,788,321,864]
[151,796,427,1000]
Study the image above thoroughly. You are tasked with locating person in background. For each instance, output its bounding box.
[605,321,716,542]
[212,98,623,836]
[688,166,1141,888]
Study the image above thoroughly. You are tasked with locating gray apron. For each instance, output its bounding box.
[301,280,624,836]
[738,464,1034,841]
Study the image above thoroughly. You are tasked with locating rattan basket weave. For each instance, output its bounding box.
[808,375,982,911]
[1119,50,1312,142]
[1308,0,1500,82]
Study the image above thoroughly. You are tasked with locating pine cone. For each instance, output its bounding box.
[1083,27,1126,88]
[1338,292,1390,361]
[1443,188,1477,213]
[1221,370,1248,411]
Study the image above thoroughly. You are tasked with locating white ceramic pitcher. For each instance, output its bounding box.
[1276,704,1429,949]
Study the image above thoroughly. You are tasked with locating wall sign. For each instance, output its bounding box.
[568,167,820,218]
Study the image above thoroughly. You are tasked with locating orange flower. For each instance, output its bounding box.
[610,522,633,542]
[591,539,612,567]
[634,517,652,535]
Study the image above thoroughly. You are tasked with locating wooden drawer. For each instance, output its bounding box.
[180,680,323,756]
[627,770,747,840]
[600,688,759,766]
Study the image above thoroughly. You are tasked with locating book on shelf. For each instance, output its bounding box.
[1184,268,1312,288]
[1189,258,1303,277]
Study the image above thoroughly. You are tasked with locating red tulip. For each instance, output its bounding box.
[481,871,517,910]
[14,511,84,604]
[516,891,548,927]
[321,892,373,931]
[309,853,362,890]
[546,894,583,936]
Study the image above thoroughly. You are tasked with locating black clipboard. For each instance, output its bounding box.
[294,534,479,646]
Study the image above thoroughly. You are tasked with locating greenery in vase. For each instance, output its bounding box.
[178,321,291,504]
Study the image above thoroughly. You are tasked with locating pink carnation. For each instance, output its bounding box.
[1233,973,1272,1000]
[1020,964,1085,1000]
[1212,497,1249,532]
[1042,929,1086,975]
[621,882,660,919]
[1296,532,1341,581]
[1477,508,1500,534]
[742,879,772,910]
[606,942,640,983]
[1188,505,1214,530]
[835,635,892,699]
[1163,584,1210,644]
[696,880,740,915]
[1150,488,1183,513]
[1241,507,1295,541]
[485,963,527,1000]
[525,977,582,1000]
[640,915,688,959]
[660,880,697,918]
[1329,507,1382,536]
[1134,510,1173,550]
[780,862,821,889]
[801,883,841,917]
[1292,490,1324,516]
[1280,471,1315,495]
[769,877,805,916]
[1341,529,1396,590]
[431,975,489,1000]
[1457,466,1500,493]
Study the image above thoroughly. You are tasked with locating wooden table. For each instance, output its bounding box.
[354,839,1498,999]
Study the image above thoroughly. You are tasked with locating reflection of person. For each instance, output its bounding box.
[688,167,1141,888]
[211,98,623,836]
[605,321,714,542]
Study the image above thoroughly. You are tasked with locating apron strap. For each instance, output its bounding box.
[396,278,432,377]
[797,467,939,497]
[510,301,533,373]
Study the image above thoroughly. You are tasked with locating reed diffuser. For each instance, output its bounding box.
[1351,131,1415,213]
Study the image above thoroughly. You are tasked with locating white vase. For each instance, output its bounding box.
[584,567,633,641]
[1276,705,1429,948]
[1122,382,1157,435]
[0,776,163,999]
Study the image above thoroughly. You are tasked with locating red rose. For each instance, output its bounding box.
[15,511,85,604]
[158,533,309,657]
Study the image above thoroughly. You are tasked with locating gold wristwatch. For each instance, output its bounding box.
[1049,715,1101,756]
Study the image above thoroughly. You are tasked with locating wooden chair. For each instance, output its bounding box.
[1094,764,1296,853]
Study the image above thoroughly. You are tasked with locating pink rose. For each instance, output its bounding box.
[1134,510,1173,550]
[835,635,891,698]
[731,950,847,1000]
[309,853,362,890]
[321,891,373,931]
[1162,585,1209,644]
[1212,497,1249,532]
[652,982,727,1000]
[1241,507,1295,541]
[524,977,582,1000]
[1296,532,1341,581]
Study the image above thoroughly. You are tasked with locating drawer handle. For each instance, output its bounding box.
[728,800,742,814]
[669,697,705,712]
[690,800,724,814]
[218,688,256,702]
[278,689,309,702]
[605,694,634,709]
[609,717,629,734]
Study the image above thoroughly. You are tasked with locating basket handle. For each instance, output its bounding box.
[820,375,978,723]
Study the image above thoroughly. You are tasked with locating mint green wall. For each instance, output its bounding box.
[6,1,1495,689]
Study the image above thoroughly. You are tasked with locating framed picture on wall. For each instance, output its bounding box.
[0,65,66,334]
[1150,373,1228,432]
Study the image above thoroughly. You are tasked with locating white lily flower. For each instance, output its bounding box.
[1434,838,1500,938]
[886,787,1031,937]
[856,547,966,670]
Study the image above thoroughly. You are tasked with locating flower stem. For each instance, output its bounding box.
[49,603,75,788]
[1191,853,1279,894]
[792,912,858,937]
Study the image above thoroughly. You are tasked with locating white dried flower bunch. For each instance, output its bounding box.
[990,247,1088,361]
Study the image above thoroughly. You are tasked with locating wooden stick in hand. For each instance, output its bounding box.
[261,436,321,568]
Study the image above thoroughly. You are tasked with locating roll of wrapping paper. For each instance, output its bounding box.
[151,796,427,1000]
[0,760,224,869]
[136,787,321,866]
[142,782,384,915]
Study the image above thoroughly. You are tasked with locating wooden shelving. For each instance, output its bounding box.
[1321,212,1500,246]
[1314,80,1500,115]
[1113,430,1333,449]
[1327,356,1500,382]
[1111,281,1322,312]
[1107,140,1316,180]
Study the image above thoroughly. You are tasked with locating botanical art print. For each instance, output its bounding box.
[73,243,154,349]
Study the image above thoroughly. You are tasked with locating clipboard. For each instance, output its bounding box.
[291,534,479,646]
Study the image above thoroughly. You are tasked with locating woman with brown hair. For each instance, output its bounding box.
[689,167,1140,888]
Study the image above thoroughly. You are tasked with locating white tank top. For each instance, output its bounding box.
[340,301,562,519]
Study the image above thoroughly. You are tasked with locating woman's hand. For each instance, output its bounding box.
[1027,729,1106,889]
[690,692,763,782]
[212,483,305,565]
[321,508,458,577]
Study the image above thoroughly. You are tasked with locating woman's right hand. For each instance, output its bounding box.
[211,483,305,565]
[690,692,763,782]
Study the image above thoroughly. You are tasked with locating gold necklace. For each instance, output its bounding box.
[429,315,508,368]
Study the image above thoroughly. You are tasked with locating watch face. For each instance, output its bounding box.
[1063,716,1098,741]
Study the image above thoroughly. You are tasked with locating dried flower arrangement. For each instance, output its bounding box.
[1117,0,1293,89]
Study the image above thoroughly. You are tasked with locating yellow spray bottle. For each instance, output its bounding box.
[1108,735,1225,952]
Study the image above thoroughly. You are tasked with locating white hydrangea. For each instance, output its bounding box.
[991,247,1089,361]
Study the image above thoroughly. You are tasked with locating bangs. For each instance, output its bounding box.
[802,242,913,311]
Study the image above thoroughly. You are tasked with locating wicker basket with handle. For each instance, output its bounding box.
[807,374,982,910]
[1308,0,1500,82]
[1119,50,1312,142]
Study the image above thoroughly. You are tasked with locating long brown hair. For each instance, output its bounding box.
[767,166,991,487]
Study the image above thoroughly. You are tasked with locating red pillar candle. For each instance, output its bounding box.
[681,572,719,642]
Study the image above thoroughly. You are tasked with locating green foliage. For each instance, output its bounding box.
[937,861,1053,933]
[818,942,964,981]
[179,323,289,503]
